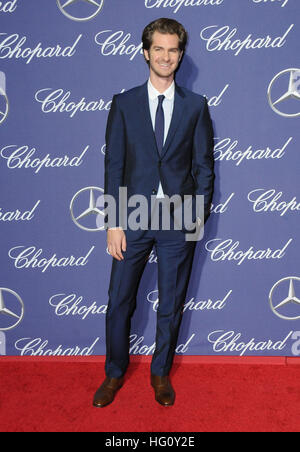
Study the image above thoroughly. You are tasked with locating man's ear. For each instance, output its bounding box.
[179,51,183,62]
[143,49,150,62]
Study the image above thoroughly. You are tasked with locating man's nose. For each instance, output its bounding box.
[162,51,170,61]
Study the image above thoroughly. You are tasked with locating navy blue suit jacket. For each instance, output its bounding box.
[104,81,215,232]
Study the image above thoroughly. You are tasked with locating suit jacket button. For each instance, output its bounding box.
[158,161,162,167]
[152,189,157,195]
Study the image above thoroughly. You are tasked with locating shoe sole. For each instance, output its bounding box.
[156,400,175,406]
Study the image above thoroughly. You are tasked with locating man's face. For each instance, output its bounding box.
[144,31,183,79]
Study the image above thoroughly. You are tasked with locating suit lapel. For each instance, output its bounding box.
[161,83,185,159]
[138,82,159,156]
[137,81,186,160]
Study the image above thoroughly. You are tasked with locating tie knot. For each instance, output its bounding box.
[158,95,165,105]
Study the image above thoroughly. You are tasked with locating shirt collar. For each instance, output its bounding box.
[148,78,175,101]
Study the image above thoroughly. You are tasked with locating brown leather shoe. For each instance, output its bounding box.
[93,376,124,408]
[151,374,175,406]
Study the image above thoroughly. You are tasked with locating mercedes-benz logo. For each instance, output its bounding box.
[57,0,104,22]
[269,277,300,320]
[268,68,300,118]
[0,72,9,125]
[0,288,24,331]
[70,186,105,231]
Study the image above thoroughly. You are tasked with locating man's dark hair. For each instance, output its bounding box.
[142,18,188,53]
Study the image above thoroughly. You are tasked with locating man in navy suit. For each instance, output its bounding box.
[93,18,215,407]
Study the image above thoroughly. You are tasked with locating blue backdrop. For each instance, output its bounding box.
[0,0,299,357]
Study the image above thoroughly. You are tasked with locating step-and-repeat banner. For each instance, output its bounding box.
[0,0,299,357]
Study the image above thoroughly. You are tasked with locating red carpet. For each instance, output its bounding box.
[0,359,299,432]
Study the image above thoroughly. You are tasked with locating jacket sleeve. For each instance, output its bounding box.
[192,97,215,224]
[104,95,126,229]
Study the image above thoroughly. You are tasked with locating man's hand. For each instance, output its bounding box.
[107,229,127,261]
